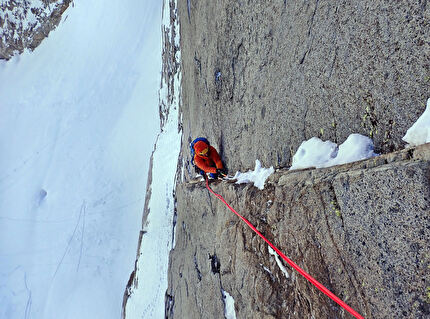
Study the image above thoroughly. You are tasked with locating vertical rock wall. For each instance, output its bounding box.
[177,0,430,175]
[169,1,430,318]
[167,144,430,318]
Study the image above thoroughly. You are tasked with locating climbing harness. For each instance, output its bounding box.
[205,179,364,319]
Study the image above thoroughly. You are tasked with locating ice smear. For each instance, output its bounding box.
[221,289,237,319]
[233,160,274,190]
[290,134,377,170]
[402,98,430,146]
[268,246,290,279]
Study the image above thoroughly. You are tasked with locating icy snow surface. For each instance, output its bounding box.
[0,1,162,318]
[402,98,430,146]
[124,102,181,318]
[290,134,378,170]
[234,160,274,190]
[221,289,237,319]
[123,90,181,318]
[123,0,182,317]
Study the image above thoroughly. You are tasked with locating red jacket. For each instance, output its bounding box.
[194,145,223,174]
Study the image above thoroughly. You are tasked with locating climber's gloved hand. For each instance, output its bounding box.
[216,168,227,177]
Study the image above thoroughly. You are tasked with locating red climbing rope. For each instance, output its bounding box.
[205,179,364,319]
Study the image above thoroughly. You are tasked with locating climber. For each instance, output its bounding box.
[190,137,227,179]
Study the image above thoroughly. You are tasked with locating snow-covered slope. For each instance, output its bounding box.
[123,0,182,317]
[0,1,162,318]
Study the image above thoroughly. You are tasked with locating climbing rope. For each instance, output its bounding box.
[205,179,364,319]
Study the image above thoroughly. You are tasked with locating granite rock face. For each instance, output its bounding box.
[177,0,430,174]
[167,144,430,318]
[169,1,430,318]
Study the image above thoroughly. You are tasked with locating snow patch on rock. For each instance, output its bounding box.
[221,289,237,319]
[234,160,274,190]
[290,134,378,170]
[268,246,290,279]
[402,98,430,146]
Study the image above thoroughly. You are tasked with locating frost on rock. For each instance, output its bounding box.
[402,98,430,147]
[290,134,377,170]
[233,160,274,190]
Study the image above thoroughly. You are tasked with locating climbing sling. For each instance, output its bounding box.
[205,179,364,319]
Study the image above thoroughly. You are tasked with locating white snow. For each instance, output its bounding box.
[123,0,182,317]
[0,1,163,318]
[402,98,430,146]
[234,160,274,190]
[123,104,181,318]
[262,264,272,275]
[221,289,237,319]
[290,137,338,170]
[268,246,290,279]
[290,134,378,170]
[123,92,181,318]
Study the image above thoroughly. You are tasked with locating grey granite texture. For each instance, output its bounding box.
[178,0,430,175]
[167,144,430,318]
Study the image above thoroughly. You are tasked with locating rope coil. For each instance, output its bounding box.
[205,179,364,319]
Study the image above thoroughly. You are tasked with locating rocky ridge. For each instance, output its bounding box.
[0,0,72,60]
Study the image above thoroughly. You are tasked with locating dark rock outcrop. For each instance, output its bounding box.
[168,144,430,318]
[0,0,72,60]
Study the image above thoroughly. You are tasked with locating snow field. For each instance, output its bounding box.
[1,0,428,316]
[123,105,181,317]
[0,1,162,318]
[123,0,183,317]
